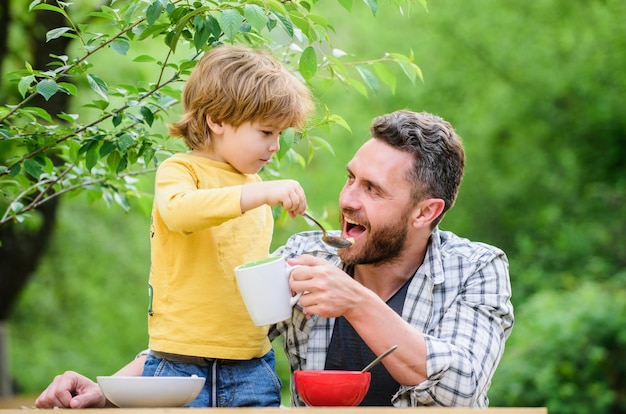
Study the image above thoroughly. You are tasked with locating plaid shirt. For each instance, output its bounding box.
[269,227,514,407]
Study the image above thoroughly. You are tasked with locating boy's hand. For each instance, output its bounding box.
[241,180,307,217]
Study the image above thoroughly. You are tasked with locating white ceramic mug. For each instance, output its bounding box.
[234,256,301,326]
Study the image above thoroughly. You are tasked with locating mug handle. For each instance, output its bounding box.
[286,265,303,306]
[290,292,303,306]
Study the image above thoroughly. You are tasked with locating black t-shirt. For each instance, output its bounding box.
[324,274,412,406]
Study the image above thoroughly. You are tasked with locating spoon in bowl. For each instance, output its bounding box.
[302,212,354,249]
[361,345,398,373]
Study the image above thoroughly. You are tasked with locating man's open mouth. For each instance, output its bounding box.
[344,217,366,239]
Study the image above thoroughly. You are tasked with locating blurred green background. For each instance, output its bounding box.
[5,0,626,412]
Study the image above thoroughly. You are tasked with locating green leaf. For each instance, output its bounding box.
[356,64,379,91]
[133,55,157,62]
[46,27,72,42]
[220,9,243,41]
[89,5,119,21]
[389,52,424,83]
[36,79,59,101]
[9,163,20,177]
[57,113,79,123]
[244,4,267,33]
[58,82,78,96]
[138,22,169,41]
[337,0,353,12]
[23,158,43,179]
[87,74,109,101]
[299,47,318,81]
[240,20,251,33]
[86,143,100,170]
[31,3,67,16]
[272,11,294,37]
[23,106,53,122]
[42,154,55,175]
[277,128,296,159]
[127,147,139,164]
[79,139,96,155]
[266,18,277,31]
[146,0,163,26]
[167,6,211,52]
[84,99,109,111]
[328,113,352,132]
[413,62,424,83]
[179,59,198,73]
[309,135,335,156]
[325,54,349,79]
[347,77,368,97]
[373,62,396,94]
[18,75,35,97]
[99,141,117,158]
[140,106,154,126]
[143,147,157,167]
[117,134,135,152]
[112,112,123,127]
[117,156,128,173]
[137,141,150,158]
[193,16,211,51]
[111,38,130,55]
[265,0,289,16]
[9,202,25,218]
[206,15,222,40]
[396,60,422,84]
[362,0,378,16]
[289,13,313,40]
[67,139,79,163]
[113,191,131,211]
[290,149,306,169]
[107,150,121,171]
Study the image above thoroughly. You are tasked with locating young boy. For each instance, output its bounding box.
[143,45,314,407]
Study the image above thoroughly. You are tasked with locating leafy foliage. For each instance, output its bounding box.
[0,0,424,229]
[489,277,626,413]
[8,195,150,391]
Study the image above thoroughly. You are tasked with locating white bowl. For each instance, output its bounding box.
[97,376,205,408]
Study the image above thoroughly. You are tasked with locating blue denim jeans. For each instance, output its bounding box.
[142,349,282,407]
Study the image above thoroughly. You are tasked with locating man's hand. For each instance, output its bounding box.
[288,254,363,319]
[35,371,107,409]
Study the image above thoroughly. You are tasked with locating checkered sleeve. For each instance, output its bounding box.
[392,241,514,407]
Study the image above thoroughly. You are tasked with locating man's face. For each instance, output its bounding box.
[338,139,416,265]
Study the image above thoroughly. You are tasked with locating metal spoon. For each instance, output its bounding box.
[302,212,354,249]
[361,345,398,373]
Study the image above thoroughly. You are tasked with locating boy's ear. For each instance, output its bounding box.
[206,115,224,134]
[412,198,445,228]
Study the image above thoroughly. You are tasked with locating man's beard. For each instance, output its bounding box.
[339,209,410,266]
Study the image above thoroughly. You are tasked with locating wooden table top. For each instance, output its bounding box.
[0,404,547,413]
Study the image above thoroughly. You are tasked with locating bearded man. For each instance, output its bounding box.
[272,110,514,407]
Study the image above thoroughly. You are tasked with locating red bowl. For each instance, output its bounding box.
[293,370,371,406]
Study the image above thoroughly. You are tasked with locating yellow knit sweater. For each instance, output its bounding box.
[148,153,273,360]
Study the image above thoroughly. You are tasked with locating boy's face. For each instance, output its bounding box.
[210,120,286,174]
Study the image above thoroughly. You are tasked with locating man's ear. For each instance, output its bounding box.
[206,115,224,134]
[412,198,446,228]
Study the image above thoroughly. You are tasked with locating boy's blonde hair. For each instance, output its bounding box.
[169,45,314,150]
